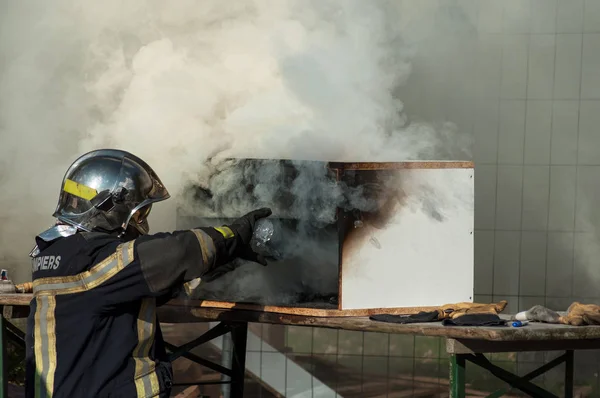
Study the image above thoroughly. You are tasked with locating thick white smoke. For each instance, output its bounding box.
[0,1,471,287]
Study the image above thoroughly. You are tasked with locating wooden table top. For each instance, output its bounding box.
[4,294,600,342]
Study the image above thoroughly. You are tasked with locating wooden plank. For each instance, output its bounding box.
[0,295,31,307]
[6,293,600,344]
[168,298,437,317]
[447,337,600,354]
[159,304,600,342]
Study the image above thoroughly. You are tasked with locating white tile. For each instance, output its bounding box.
[575,166,600,232]
[363,356,388,378]
[456,0,480,29]
[546,232,574,297]
[557,0,584,33]
[548,166,577,230]
[312,328,338,355]
[528,35,556,99]
[286,358,314,397]
[474,294,493,304]
[245,352,262,376]
[261,324,283,352]
[578,101,600,164]
[315,381,337,398]
[444,97,473,136]
[246,328,262,352]
[546,296,574,311]
[501,36,529,99]
[475,34,503,98]
[452,41,478,98]
[473,99,500,163]
[519,232,547,296]
[261,353,286,394]
[584,0,600,32]
[554,34,583,99]
[495,166,524,230]
[573,232,600,298]
[530,0,557,33]
[517,351,546,364]
[521,166,550,230]
[503,0,532,34]
[494,231,520,296]
[478,0,504,33]
[498,100,526,164]
[474,230,495,295]
[581,34,600,99]
[475,165,497,229]
[519,295,546,312]
[363,332,388,356]
[551,101,579,164]
[493,231,521,296]
[524,101,552,164]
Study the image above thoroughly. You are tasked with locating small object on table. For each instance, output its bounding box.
[515,305,561,323]
[15,282,33,293]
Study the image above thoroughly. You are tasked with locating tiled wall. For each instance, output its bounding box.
[243,1,600,396]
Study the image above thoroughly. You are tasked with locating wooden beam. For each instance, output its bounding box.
[447,338,600,354]
[0,295,31,307]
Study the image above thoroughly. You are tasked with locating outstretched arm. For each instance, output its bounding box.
[95,208,272,308]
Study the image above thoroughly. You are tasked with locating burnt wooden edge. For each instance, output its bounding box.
[167,299,437,317]
[0,294,434,317]
[447,338,600,354]
[327,161,474,170]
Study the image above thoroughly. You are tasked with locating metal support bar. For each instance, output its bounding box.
[164,320,249,397]
[449,355,466,398]
[467,354,558,398]
[565,350,574,398]
[165,342,233,377]
[486,353,569,398]
[229,323,248,398]
[168,322,231,361]
[5,322,25,350]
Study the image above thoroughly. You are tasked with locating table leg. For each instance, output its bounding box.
[450,354,466,398]
[229,323,248,398]
[564,350,574,398]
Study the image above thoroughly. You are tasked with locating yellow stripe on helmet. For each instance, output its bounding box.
[63,179,98,201]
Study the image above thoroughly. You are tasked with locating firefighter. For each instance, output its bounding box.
[25,149,272,398]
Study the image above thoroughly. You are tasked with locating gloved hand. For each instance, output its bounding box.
[217,207,273,266]
[199,208,273,279]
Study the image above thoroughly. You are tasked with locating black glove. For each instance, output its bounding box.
[199,207,273,271]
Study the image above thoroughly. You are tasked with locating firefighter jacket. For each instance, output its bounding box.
[26,226,228,398]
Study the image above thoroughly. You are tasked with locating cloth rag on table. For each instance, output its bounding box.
[518,302,600,326]
[442,314,506,327]
[370,311,439,324]
[369,301,508,324]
